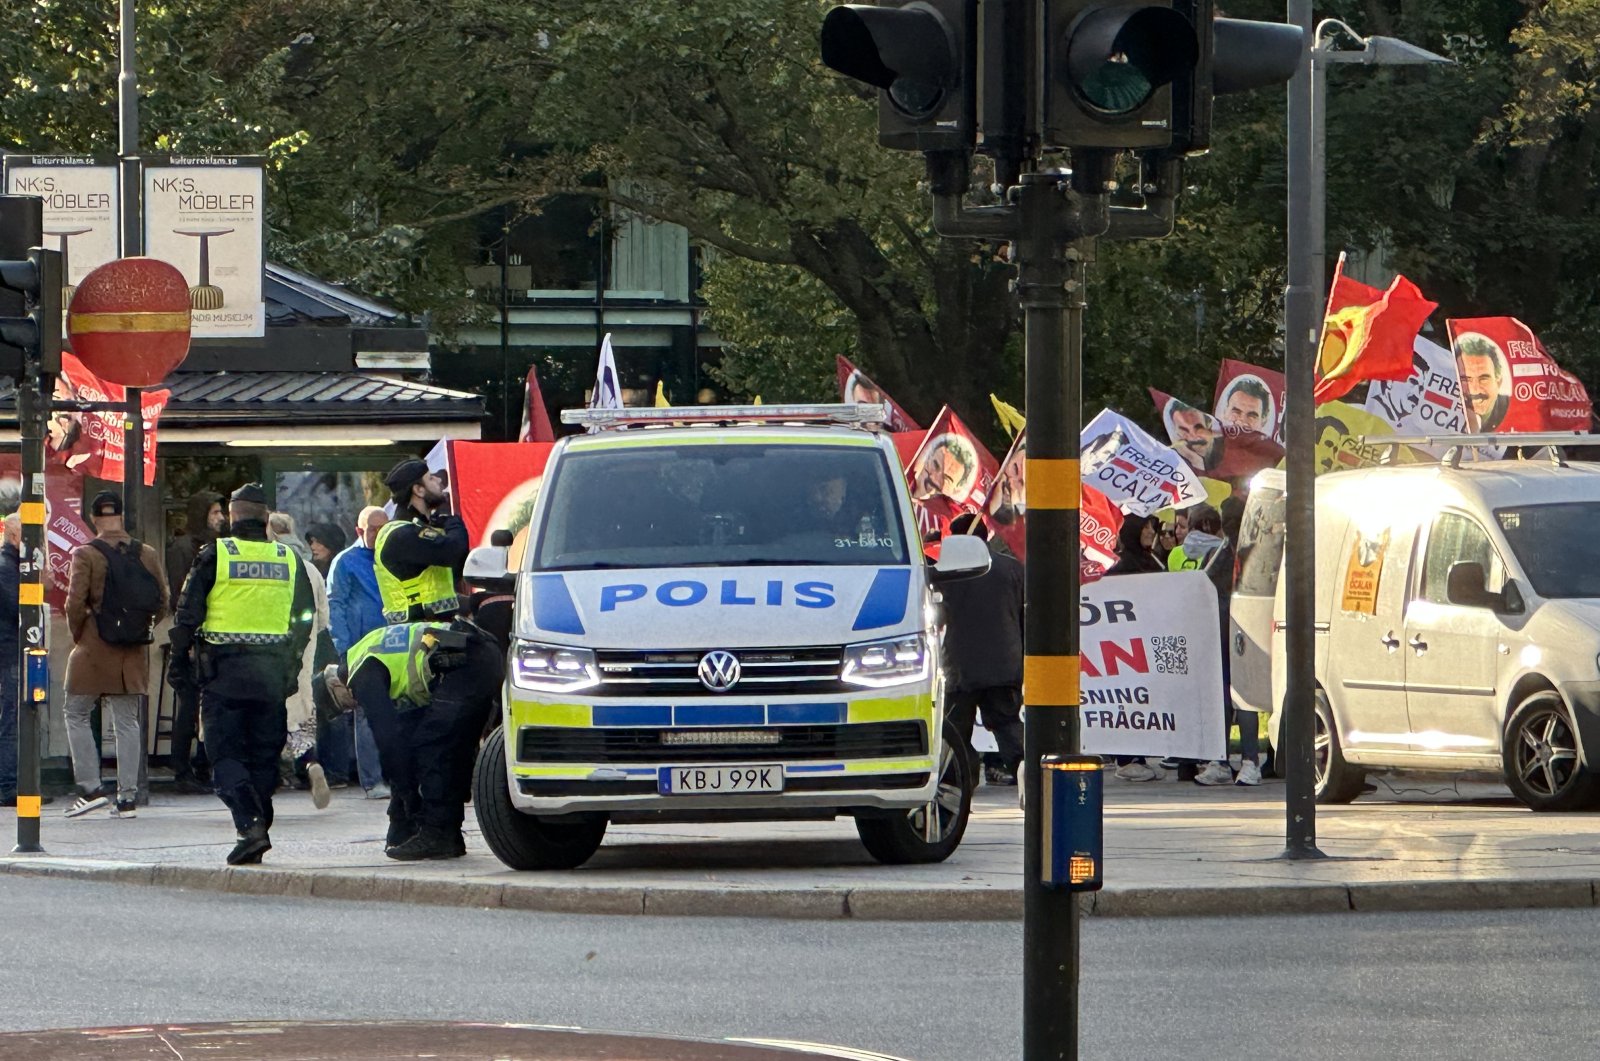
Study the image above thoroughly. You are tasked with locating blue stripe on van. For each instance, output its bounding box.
[592,704,672,727]
[852,568,910,631]
[673,704,765,726]
[786,763,843,774]
[767,702,847,725]
[529,574,585,635]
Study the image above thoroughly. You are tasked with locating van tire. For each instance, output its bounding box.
[855,719,972,865]
[1502,690,1600,812]
[1315,689,1367,805]
[473,727,608,870]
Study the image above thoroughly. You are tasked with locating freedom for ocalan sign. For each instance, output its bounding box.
[143,156,266,338]
[1079,571,1224,761]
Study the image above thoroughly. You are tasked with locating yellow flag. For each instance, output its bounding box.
[654,381,670,408]
[1309,399,1424,475]
[753,395,763,405]
[990,394,1027,439]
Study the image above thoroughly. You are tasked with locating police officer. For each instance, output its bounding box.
[375,459,469,624]
[327,603,503,860]
[170,484,314,865]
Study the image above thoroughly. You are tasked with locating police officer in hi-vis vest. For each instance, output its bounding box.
[170,484,314,865]
[326,609,503,860]
[374,459,469,624]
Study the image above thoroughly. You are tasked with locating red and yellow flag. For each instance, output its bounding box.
[1313,254,1438,404]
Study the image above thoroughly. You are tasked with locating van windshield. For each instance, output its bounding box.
[532,443,909,571]
[1495,503,1600,598]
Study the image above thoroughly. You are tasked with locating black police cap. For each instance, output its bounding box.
[385,458,429,492]
[230,483,268,506]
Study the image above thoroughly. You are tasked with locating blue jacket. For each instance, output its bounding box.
[327,542,385,655]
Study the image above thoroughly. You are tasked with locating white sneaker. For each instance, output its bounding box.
[1235,759,1263,786]
[64,793,109,818]
[1114,761,1159,782]
[307,763,331,810]
[1194,761,1235,786]
[365,782,392,800]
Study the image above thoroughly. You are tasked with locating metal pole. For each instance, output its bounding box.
[1018,169,1083,1061]
[1309,50,1328,320]
[500,219,511,440]
[1280,0,1324,858]
[119,0,144,534]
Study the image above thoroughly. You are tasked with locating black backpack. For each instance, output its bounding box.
[88,538,162,646]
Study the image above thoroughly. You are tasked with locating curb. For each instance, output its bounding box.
[3,857,1597,921]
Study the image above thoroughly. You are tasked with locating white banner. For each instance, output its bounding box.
[143,156,266,338]
[1364,336,1467,437]
[1079,571,1224,760]
[2,157,120,286]
[1081,409,1207,515]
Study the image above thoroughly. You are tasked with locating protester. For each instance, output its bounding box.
[305,522,346,578]
[270,513,334,810]
[0,515,21,808]
[169,483,314,865]
[1104,513,1165,781]
[939,513,1025,787]
[1157,523,1177,558]
[63,491,168,819]
[1172,504,1247,786]
[327,505,390,798]
[165,492,223,792]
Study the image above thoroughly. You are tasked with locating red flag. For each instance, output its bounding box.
[1152,387,1283,483]
[1314,255,1439,404]
[49,352,167,486]
[906,406,1000,511]
[44,466,93,612]
[1445,317,1592,433]
[1213,360,1287,443]
[1079,484,1121,570]
[519,364,556,443]
[446,440,557,552]
[837,355,921,433]
[986,429,1027,560]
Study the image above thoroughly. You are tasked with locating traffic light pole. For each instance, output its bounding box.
[119,0,144,534]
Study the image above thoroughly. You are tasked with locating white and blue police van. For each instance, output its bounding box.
[471,404,991,869]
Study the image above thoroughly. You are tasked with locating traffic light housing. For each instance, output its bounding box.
[1041,2,1199,150]
[0,249,63,377]
[821,0,976,152]
[1170,1,1304,155]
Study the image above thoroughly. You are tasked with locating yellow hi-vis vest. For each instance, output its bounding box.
[373,519,459,624]
[346,622,452,709]
[201,538,298,644]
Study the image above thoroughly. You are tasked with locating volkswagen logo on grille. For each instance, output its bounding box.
[697,650,741,692]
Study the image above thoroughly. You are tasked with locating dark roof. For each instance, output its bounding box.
[264,262,409,328]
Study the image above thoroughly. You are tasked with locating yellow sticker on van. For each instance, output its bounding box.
[1340,528,1389,614]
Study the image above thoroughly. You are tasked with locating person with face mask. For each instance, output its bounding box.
[168,483,315,865]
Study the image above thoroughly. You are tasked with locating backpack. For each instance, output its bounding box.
[88,538,162,646]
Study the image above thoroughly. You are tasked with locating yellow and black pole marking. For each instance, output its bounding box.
[13,379,48,855]
[1016,168,1103,1061]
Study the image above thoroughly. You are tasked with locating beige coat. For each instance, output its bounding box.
[65,529,169,696]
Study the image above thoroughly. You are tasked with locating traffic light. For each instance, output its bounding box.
[1170,1,1304,155]
[821,0,976,152]
[0,249,63,377]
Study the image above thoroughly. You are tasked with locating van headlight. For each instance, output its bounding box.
[842,634,929,688]
[511,641,599,693]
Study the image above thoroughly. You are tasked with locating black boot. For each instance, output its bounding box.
[386,824,461,861]
[385,817,418,851]
[227,819,271,866]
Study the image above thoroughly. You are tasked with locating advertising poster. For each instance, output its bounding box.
[1150,388,1283,483]
[2,157,120,289]
[142,156,266,338]
[1078,571,1226,761]
[444,441,556,562]
[837,355,921,433]
[1081,408,1206,515]
[50,352,168,485]
[1213,360,1287,444]
[1446,317,1592,434]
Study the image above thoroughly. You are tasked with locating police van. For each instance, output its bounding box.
[1231,434,1600,811]
[471,404,991,869]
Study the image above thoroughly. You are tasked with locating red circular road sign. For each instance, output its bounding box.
[67,257,192,386]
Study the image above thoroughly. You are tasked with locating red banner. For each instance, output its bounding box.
[444,441,556,562]
[1151,388,1283,483]
[837,355,920,433]
[986,429,1026,559]
[907,406,1000,521]
[1080,484,1121,571]
[1445,317,1592,434]
[50,352,168,486]
[44,466,93,611]
[1213,360,1286,444]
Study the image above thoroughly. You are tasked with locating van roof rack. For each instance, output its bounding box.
[1362,431,1593,469]
[561,403,889,431]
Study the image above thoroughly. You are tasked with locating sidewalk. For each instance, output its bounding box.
[3,771,1599,920]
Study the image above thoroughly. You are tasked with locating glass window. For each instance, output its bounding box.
[1496,502,1600,599]
[1420,511,1503,605]
[1233,487,1286,597]
[532,444,908,571]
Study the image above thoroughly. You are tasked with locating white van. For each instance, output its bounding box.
[1232,438,1600,811]
[471,404,991,869]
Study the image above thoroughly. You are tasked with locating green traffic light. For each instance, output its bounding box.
[1079,58,1155,114]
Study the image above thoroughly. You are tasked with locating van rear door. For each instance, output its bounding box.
[1324,518,1417,756]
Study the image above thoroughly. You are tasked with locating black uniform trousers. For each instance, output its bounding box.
[947,685,1024,776]
[201,690,288,833]
[354,633,502,834]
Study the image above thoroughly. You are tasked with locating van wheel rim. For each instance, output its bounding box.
[1313,714,1330,788]
[909,742,962,843]
[1514,705,1579,798]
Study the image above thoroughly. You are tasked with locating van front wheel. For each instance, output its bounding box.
[855,720,972,865]
[1315,689,1367,805]
[472,727,608,869]
[1503,690,1600,812]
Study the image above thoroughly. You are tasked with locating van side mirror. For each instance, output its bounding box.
[1446,561,1498,610]
[931,534,991,584]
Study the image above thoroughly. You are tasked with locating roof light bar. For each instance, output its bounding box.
[1370,432,1590,448]
[561,403,889,429]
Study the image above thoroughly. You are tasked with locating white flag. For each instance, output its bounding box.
[587,333,623,430]
[1081,408,1207,515]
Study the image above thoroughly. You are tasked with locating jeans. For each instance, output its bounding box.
[0,659,16,799]
[353,706,384,790]
[318,711,354,783]
[64,693,143,802]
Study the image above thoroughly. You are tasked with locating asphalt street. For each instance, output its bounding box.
[4,876,1598,1060]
